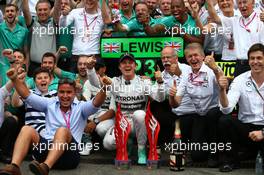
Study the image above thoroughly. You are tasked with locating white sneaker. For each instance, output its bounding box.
[79,133,93,156]
[79,142,92,156]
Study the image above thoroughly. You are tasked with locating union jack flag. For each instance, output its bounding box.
[164,41,181,52]
[103,42,120,53]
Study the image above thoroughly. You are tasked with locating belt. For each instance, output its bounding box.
[236,60,248,65]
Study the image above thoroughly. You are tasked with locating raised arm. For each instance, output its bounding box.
[144,23,166,36]
[59,5,75,27]
[204,52,224,80]
[101,0,113,24]
[169,79,183,108]
[22,0,33,27]
[218,75,229,108]
[206,0,221,24]
[86,56,102,88]
[11,90,24,107]
[52,0,62,25]
[6,68,30,99]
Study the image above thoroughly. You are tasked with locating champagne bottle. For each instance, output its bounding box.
[170,119,185,171]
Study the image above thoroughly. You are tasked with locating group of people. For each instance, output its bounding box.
[0,0,264,174]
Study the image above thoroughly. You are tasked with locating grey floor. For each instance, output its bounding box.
[0,149,255,175]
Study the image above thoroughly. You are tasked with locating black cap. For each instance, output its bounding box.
[119,53,136,63]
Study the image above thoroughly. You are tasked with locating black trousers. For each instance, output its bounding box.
[150,100,178,145]
[32,136,80,169]
[179,107,222,162]
[0,117,19,156]
[218,115,264,163]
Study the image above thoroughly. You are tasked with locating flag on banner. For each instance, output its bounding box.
[103,42,120,53]
[164,41,181,52]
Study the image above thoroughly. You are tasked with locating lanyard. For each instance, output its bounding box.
[83,10,98,32]
[239,12,256,33]
[250,77,264,101]
[61,110,72,129]
[189,72,206,86]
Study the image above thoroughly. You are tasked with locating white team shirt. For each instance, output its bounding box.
[109,75,165,118]
[0,86,9,127]
[177,63,219,116]
[83,80,114,112]
[220,10,241,61]
[220,71,264,125]
[162,63,196,115]
[220,11,264,60]
[59,8,104,55]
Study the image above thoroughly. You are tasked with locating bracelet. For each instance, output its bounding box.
[93,118,100,125]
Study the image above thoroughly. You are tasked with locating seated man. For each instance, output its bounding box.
[218,43,264,172]
[170,43,223,166]
[0,68,107,175]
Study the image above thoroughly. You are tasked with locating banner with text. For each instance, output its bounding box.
[100,37,184,58]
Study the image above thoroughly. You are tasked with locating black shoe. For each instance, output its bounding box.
[219,163,233,172]
[219,163,239,172]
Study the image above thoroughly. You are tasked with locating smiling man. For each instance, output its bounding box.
[170,43,223,166]
[0,67,107,175]
[22,0,57,77]
[206,0,264,76]
[0,4,29,86]
[112,1,159,36]
[217,43,264,172]
[26,52,60,91]
[87,53,165,164]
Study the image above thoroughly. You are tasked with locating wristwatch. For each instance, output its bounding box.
[93,118,100,125]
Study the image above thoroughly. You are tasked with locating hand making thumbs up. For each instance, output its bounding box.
[204,51,217,70]
[169,79,177,97]
[154,65,163,84]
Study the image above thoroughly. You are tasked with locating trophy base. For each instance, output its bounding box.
[115,159,131,170]
[147,160,159,169]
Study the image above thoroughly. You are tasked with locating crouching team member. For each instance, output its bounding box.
[80,62,115,155]
[87,53,165,164]
[0,67,108,175]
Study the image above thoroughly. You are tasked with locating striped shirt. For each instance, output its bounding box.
[25,89,57,137]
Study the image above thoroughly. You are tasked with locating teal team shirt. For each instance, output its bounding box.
[0,20,28,86]
[159,14,200,35]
